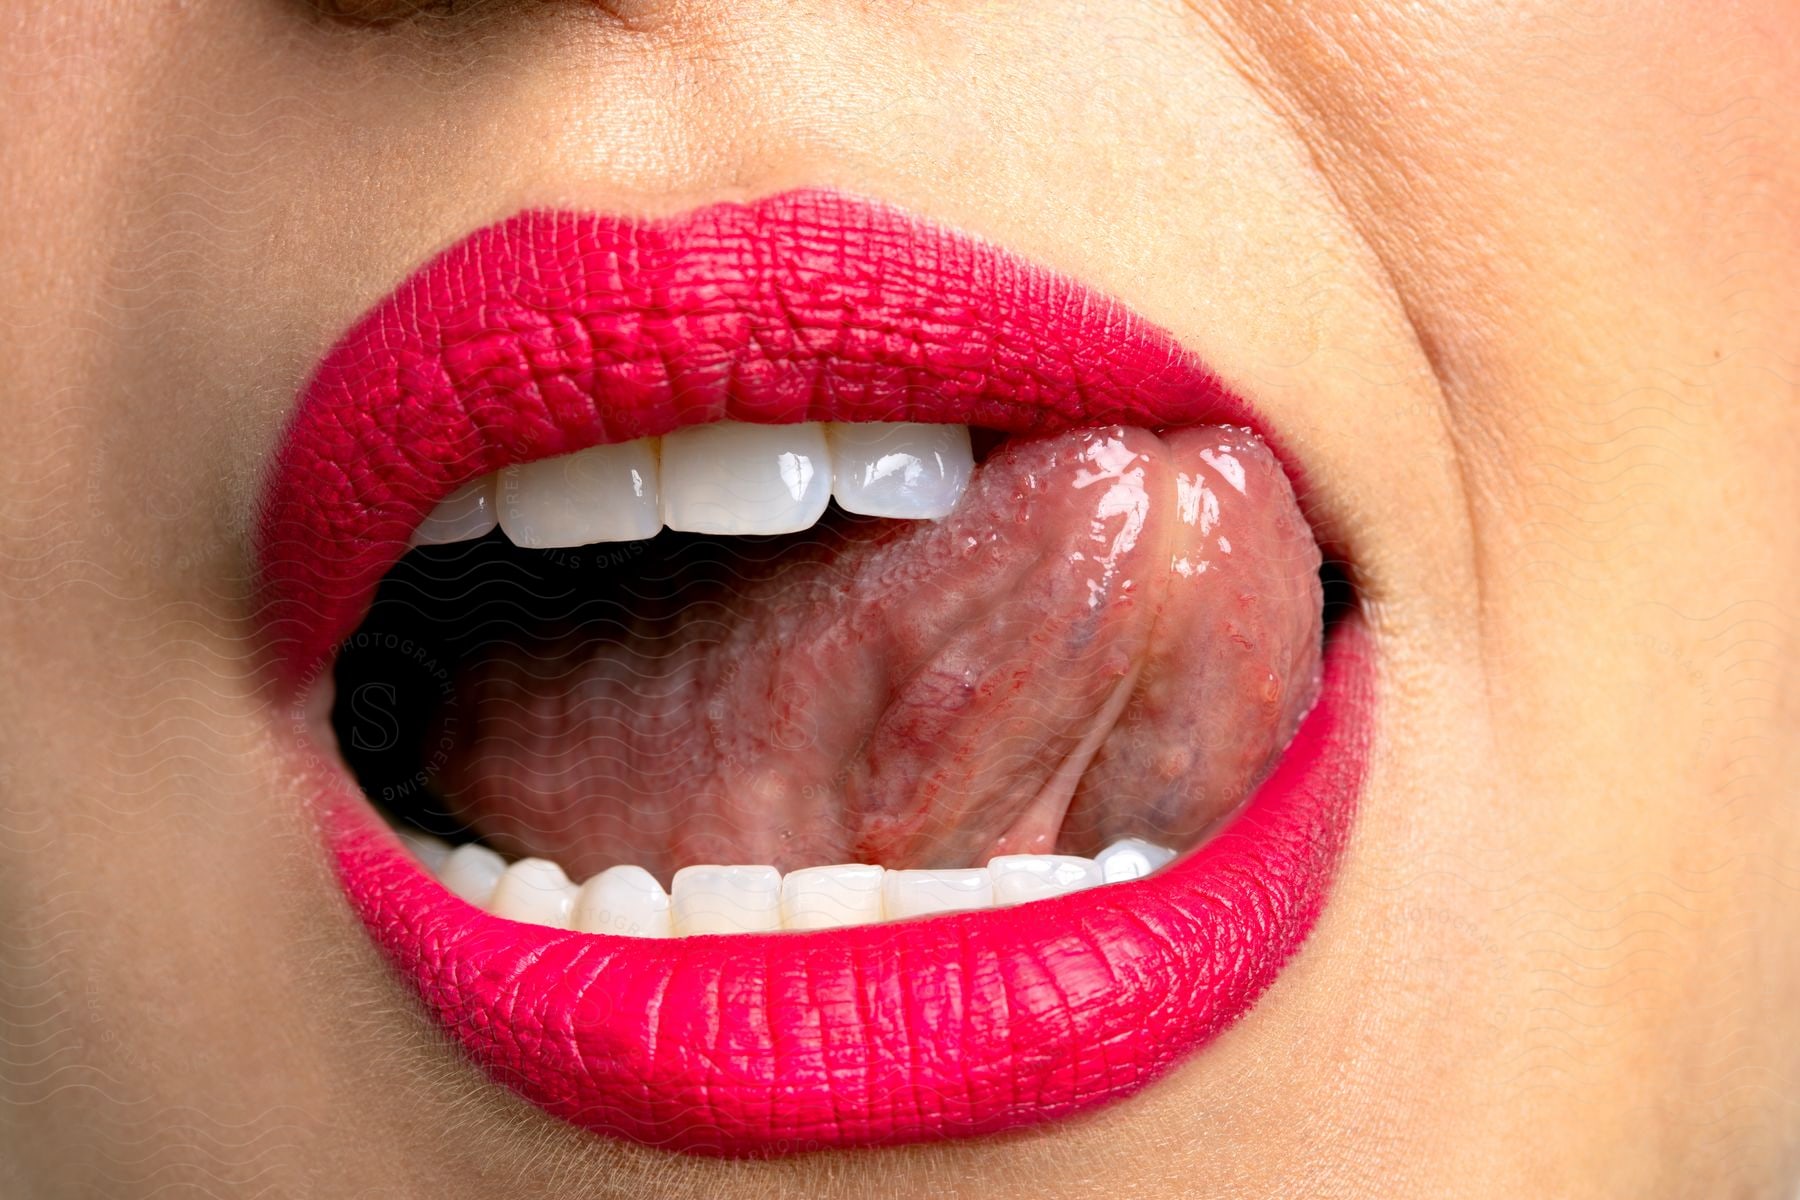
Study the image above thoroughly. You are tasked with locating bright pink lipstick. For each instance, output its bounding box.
[258,190,1374,1155]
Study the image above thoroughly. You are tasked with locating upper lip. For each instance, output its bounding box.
[256,189,1267,688]
[257,188,1374,1155]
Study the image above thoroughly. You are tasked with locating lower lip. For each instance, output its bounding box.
[318,616,1372,1156]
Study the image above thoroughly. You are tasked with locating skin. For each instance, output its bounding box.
[1,1,1796,1195]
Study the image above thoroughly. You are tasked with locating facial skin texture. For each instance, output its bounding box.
[0,0,1796,1195]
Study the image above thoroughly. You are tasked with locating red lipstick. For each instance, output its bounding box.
[259,190,1374,1155]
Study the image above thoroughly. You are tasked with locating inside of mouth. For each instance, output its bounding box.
[329,420,1333,935]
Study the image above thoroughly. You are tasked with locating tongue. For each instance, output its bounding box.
[434,424,1321,878]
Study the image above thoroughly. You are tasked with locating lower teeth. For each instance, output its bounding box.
[405,832,1177,936]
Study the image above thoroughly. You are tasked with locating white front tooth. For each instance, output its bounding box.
[780,864,886,930]
[496,438,661,549]
[670,865,783,935]
[989,854,1103,905]
[489,858,578,928]
[827,422,973,519]
[412,476,499,546]
[1095,837,1179,884]
[659,422,832,535]
[438,843,506,906]
[882,868,995,919]
[573,865,673,938]
[397,828,453,872]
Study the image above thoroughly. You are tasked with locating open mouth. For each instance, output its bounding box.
[256,190,1375,1156]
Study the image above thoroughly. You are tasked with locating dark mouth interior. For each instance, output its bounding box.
[335,514,885,847]
[332,424,1347,882]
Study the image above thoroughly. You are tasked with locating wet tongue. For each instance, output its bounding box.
[435,424,1322,879]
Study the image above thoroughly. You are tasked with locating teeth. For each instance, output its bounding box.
[411,477,498,546]
[489,858,578,927]
[882,868,996,920]
[496,438,662,548]
[438,843,507,907]
[827,422,974,519]
[660,421,833,536]
[780,864,886,930]
[430,847,1180,931]
[988,854,1103,905]
[1094,837,1179,883]
[573,865,673,937]
[396,828,454,872]
[416,423,974,549]
[671,865,784,935]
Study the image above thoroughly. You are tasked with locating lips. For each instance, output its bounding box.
[257,189,1374,1155]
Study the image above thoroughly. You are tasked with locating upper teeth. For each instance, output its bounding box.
[411,421,975,549]
[406,834,1179,936]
